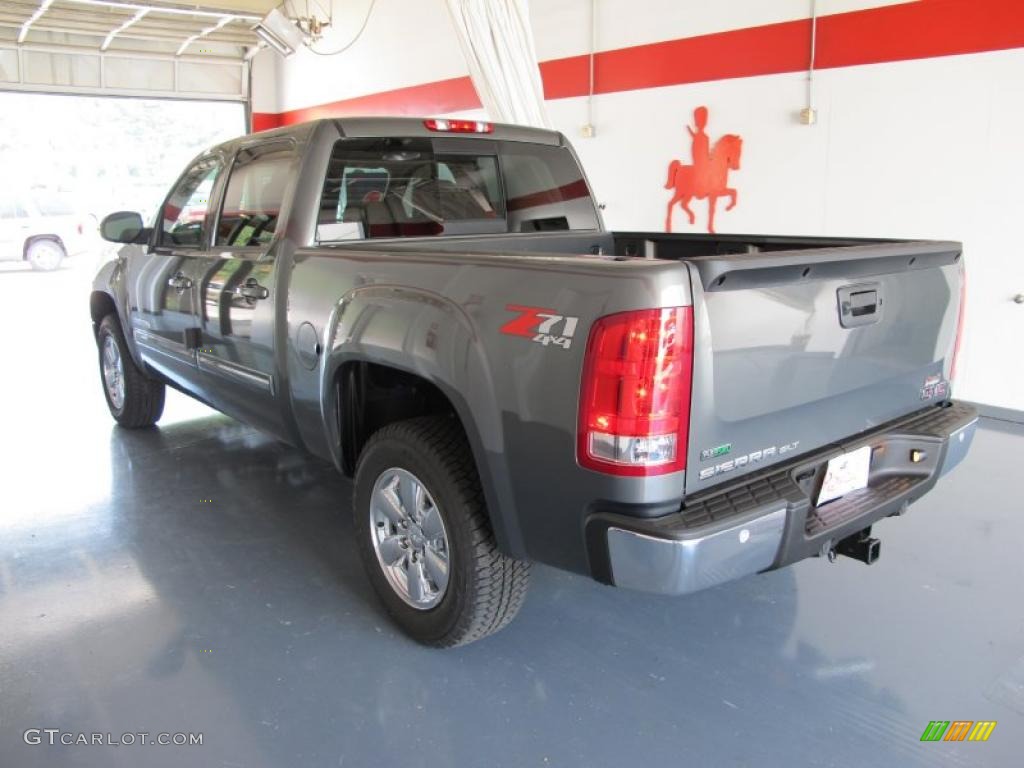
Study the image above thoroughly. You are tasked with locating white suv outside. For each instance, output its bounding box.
[0,190,95,271]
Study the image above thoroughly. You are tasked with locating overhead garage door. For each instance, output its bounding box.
[0,0,270,101]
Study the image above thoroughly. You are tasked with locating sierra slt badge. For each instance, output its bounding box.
[698,441,800,481]
[500,305,579,349]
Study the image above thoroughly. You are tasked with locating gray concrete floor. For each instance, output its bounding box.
[2,259,1023,768]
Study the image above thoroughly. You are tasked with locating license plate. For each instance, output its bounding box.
[817,445,872,505]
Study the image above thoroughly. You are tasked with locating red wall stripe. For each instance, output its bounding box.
[540,18,810,99]
[815,0,1024,68]
[253,0,1024,130]
[251,112,283,132]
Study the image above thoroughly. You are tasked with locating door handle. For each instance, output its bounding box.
[167,272,192,291]
[1014,294,1024,305]
[233,277,269,301]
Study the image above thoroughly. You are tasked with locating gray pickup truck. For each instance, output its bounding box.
[91,117,977,646]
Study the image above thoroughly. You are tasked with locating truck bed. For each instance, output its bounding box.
[325,229,964,497]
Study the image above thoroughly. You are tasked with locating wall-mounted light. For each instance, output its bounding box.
[253,7,305,57]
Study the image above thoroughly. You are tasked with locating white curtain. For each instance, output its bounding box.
[444,0,550,128]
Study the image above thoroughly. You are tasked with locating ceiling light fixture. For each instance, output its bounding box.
[252,7,305,57]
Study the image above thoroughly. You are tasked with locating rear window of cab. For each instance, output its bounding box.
[316,138,599,242]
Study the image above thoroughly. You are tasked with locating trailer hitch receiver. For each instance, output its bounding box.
[835,528,881,565]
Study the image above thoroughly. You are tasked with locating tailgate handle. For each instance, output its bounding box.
[849,290,877,316]
[838,283,882,328]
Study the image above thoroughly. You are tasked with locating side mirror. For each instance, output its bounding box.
[100,211,148,244]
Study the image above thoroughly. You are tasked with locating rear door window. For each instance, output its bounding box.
[317,138,504,241]
[216,143,295,248]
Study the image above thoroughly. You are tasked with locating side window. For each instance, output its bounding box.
[215,143,294,247]
[500,144,599,232]
[160,156,220,247]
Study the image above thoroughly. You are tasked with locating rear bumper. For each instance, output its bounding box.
[587,401,978,596]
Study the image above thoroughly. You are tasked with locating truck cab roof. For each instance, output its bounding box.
[245,116,564,147]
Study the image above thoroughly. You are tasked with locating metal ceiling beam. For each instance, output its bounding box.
[2,9,253,36]
[59,0,261,23]
[100,7,146,50]
[2,39,245,63]
[4,1,264,61]
[0,20,255,46]
[18,0,54,43]
[176,14,230,56]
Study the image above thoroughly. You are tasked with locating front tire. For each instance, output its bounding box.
[97,314,165,428]
[353,416,530,647]
[26,239,65,271]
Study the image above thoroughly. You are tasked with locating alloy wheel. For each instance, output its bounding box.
[369,467,450,609]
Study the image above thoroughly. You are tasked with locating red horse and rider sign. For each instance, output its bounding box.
[664,106,743,233]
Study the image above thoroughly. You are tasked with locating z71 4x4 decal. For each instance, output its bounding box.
[500,305,580,349]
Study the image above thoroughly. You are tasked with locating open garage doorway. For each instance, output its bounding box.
[0,92,245,274]
[0,92,245,464]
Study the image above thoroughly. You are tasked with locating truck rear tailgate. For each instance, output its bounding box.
[682,240,964,494]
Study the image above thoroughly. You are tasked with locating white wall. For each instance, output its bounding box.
[272,0,465,114]
[259,0,1024,411]
[249,46,279,114]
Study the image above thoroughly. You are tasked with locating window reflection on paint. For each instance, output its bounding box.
[0,256,213,534]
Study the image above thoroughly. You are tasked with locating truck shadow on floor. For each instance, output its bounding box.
[76,412,928,766]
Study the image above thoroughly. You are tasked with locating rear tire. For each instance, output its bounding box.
[97,314,165,428]
[26,239,65,271]
[353,415,530,647]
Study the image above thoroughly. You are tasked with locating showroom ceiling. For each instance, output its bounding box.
[0,0,278,58]
[0,0,282,99]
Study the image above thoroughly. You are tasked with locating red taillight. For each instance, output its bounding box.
[578,307,694,476]
[423,118,494,134]
[950,263,967,383]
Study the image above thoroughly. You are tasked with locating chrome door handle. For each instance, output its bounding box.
[167,273,192,291]
[1014,294,1024,305]
[233,277,269,300]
